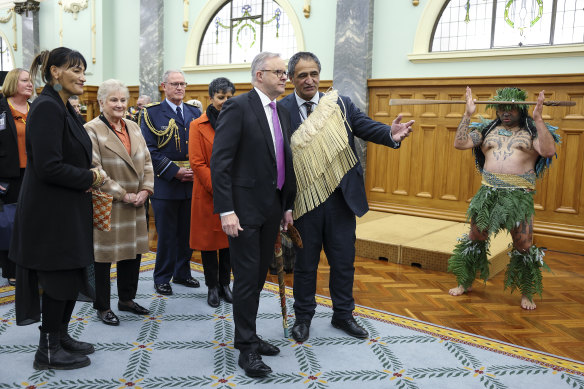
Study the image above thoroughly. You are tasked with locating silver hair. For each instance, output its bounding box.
[137,94,152,104]
[162,70,185,83]
[251,52,281,84]
[97,79,129,109]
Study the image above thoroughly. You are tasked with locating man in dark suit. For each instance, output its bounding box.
[140,70,201,295]
[211,52,296,378]
[279,52,414,343]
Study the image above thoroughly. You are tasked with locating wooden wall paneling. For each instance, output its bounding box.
[555,128,583,215]
[416,124,437,199]
[366,74,584,253]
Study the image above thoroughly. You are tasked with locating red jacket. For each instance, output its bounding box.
[189,113,229,251]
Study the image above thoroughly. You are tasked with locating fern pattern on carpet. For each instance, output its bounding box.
[0,258,583,388]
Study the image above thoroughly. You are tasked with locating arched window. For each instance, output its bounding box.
[198,0,297,65]
[431,0,584,52]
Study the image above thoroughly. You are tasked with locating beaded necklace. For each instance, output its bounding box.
[7,98,29,124]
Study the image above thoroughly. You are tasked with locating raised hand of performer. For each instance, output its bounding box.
[454,86,482,150]
[532,90,556,158]
[533,90,545,123]
[465,86,476,117]
[390,114,415,142]
[221,212,244,237]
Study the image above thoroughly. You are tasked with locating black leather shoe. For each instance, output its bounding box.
[219,284,233,303]
[238,351,272,377]
[207,286,220,308]
[257,340,280,356]
[118,301,150,315]
[154,283,173,295]
[291,320,310,342]
[173,277,200,288]
[331,317,369,339]
[97,310,119,326]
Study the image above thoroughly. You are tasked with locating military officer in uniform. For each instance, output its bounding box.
[140,70,201,295]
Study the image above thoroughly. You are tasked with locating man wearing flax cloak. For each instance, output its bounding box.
[279,52,415,343]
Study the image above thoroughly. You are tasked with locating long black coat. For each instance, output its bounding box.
[10,85,94,270]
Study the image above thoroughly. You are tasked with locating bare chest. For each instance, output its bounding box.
[481,128,537,165]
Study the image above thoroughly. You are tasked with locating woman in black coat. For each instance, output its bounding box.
[0,68,33,286]
[10,47,105,370]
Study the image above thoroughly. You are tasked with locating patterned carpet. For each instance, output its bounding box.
[0,252,583,389]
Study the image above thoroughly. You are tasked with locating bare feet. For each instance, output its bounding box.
[449,285,472,296]
[521,295,536,310]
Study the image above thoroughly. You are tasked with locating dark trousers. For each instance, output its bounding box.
[201,248,231,287]
[229,192,281,353]
[293,189,356,322]
[93,256,141,311]
[0,168,24,280]
[0,251,15,279]
[41,293,76,333]
[150,198,193,284]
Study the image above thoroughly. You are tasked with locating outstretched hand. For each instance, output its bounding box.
[533,90,545,122]
[390,114,415,142]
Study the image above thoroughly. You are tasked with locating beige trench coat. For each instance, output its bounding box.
[85,117,154,263]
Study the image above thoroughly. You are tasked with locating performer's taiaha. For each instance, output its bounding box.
[274,229,289,338]
[389,99,576,106]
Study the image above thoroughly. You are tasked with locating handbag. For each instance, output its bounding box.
[91,189,113,232]
[0,200,17,251]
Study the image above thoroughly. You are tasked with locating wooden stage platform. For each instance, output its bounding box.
[355,211,511,279]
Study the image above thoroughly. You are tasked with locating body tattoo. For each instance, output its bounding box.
[455,116,471,141]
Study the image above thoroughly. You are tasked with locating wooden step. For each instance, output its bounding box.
[356,211,510,278]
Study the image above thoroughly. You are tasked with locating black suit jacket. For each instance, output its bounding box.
[279,92,399,218]
[10,85,94,270]
[211,89,296,225]
[0,95,24,179]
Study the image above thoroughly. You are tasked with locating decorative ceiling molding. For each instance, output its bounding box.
[183,0,189,32]
[62,0,87,20]
[303,0,310,18]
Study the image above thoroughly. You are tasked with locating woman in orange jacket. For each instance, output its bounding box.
[189,78,235,307]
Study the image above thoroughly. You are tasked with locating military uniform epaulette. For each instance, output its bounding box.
[140,102,179,149]
[144,102,161,108]
[183,101,198,107]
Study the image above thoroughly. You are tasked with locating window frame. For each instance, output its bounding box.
[183,0,304,73]
[409,0,584,63]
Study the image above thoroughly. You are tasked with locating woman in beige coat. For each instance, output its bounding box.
[85,79,154,326]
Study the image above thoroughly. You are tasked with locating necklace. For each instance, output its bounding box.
[7,98,29,125]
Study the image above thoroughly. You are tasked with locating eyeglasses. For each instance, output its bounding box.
[167,82,188,88]
[261,69,288,78]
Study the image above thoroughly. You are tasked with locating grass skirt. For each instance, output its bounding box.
[448,186,549,301]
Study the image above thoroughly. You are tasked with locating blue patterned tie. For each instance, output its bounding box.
[269,101,285,190]
[176,106,183,121]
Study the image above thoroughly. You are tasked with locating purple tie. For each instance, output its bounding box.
[269,101,285,189]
